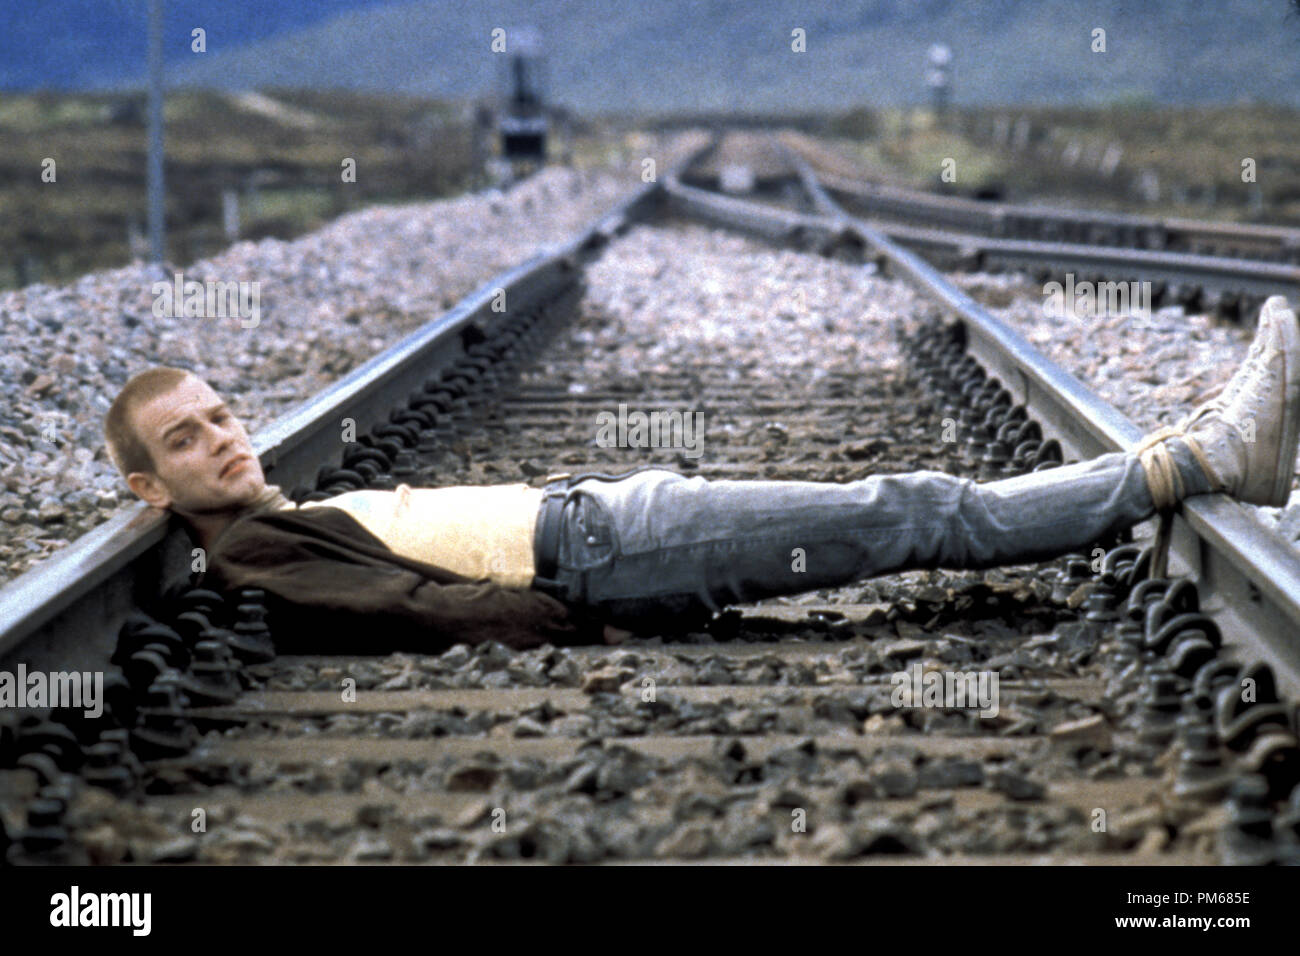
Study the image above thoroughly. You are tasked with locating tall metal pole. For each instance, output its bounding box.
[147,0,165,263]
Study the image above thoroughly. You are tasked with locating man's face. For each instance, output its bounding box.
[125,376,267,515]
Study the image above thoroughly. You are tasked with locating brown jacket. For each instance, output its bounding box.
[199,498,598,652]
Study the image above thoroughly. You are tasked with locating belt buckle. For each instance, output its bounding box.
[543,472,573,497]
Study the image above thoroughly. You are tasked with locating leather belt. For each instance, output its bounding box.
[534,474,571,583]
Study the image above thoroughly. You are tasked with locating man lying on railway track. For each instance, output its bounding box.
[104,296,1300,651]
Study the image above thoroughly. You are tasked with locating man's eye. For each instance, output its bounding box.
[213,413,228,423]
[172,436,191,449]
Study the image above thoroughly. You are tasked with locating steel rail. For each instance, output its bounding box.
[659,175,1300,329]
[1163,216,1300,257]
[665,148,1300,695]
[808,170,1164,246]
[0,138,713,673]
[731,149,1300,305]
[863,221,1300,304]
[787,164,1300,305]
[814,169,1300,263]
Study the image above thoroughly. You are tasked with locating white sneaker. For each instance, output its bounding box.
[1135,295,1300,508]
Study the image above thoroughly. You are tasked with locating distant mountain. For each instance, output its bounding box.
[8,0,1300,112]
[1,0,395,89]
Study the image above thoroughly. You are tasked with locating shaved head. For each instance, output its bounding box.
[104,366,194,479]
[104,368,267,525]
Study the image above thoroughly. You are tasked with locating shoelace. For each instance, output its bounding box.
[1134,330,1279,509]
[1132,427,1224,510]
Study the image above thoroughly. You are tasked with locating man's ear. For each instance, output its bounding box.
[127,472,172,510]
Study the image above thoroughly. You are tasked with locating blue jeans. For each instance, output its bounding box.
[544,447,1209,631]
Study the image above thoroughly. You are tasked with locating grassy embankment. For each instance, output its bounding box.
[0,89,479,290]
[823,104,1300,224]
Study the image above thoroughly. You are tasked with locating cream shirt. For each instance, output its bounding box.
[286,484,543,587]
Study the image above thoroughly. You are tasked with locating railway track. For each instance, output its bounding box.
[2,131,1299,866]
[691,132,1300,325]
[771,130,1300,262]
[815,169,1300,262]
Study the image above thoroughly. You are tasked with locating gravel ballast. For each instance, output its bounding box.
[0,135,700,586]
